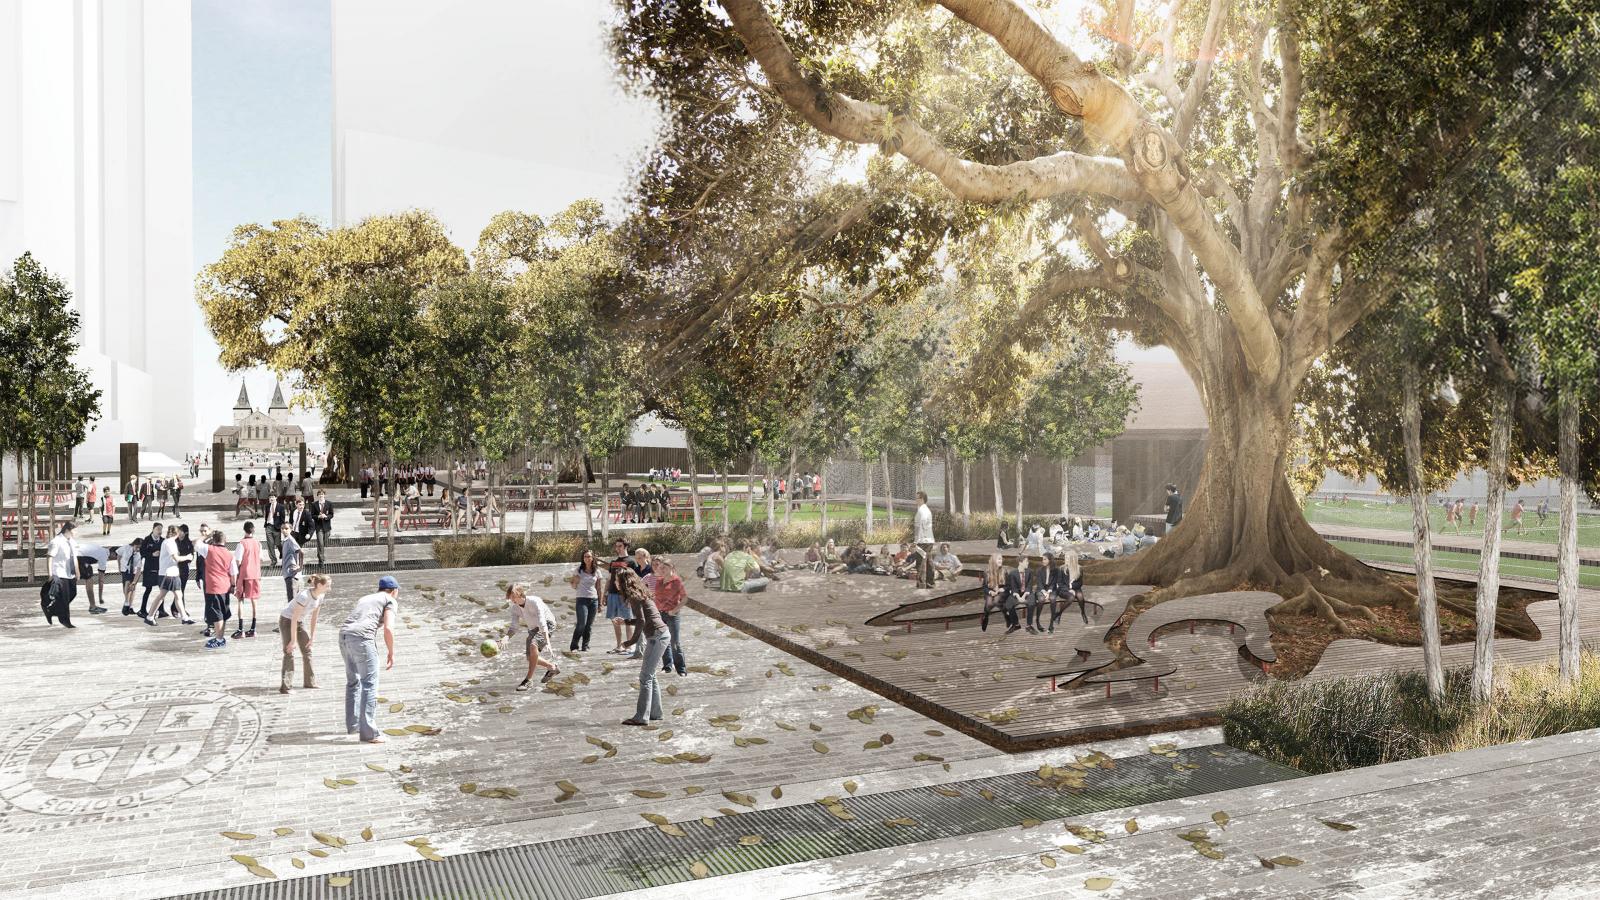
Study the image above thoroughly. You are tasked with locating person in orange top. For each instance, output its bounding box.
[202,531,236,648]
[653,559,688,676]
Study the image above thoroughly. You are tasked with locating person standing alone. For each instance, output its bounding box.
[339,576,399,742]
[912,491,935,589]
[1164,484,1184,533]
[279,573,328,694]
[42,522,79,628]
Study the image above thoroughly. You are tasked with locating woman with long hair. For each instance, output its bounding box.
[979,553,1004,632]
[654,559,688,676]
[568,547,601,652]
[616,568,669,725]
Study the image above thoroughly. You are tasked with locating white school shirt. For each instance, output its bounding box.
[159,537,181,577]
[47,534,78,579]
[79,544,111,571]
[913,503,934,544]
[507,596,556,637]
[280,587,323,622]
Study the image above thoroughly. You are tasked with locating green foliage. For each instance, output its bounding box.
[317,276,434,462]
[0,253,102,455]
[1224,652,1600,774]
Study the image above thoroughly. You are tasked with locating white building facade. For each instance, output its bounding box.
[0,0,194,473]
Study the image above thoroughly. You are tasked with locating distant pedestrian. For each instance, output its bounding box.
[913,491,935,589]
[100,490,115,535]
[279,573,328,694]
[280,528,303,602]
[1537,498,1550,527]
[1164,483,1184,531]
[234,522,262,639]
[339,576,400,743]
[171,476,183,518]
[72,476,87,520]
[1469,501,1478,528]
[1510,499,1525,535]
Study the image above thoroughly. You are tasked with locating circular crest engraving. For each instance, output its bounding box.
[0,688,261,816]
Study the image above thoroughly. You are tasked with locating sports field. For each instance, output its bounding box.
[1306,498,1600,550]
[1329,539,1600,589]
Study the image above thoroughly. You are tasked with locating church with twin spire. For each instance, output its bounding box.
[210,382,306,451]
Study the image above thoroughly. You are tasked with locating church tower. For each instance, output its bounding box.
[234,382,252,426]
[269,382,290,425]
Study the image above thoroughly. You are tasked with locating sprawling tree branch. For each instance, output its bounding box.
[721,0,1143,204]
[1175,0,1225,143]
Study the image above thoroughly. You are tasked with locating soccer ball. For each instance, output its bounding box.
[479,640,499,658]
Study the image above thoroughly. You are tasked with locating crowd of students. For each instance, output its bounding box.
[357,463,438,500]
[976,551,1087,635]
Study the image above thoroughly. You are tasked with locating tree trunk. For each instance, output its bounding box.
[721,467,731,534]
[600,461,611,544]
[386,449,396,567]
[1014,457,1024,533]
[819,458,830,537]
[746,468,755,523]
[1403,363,1445,702]
[45,453,55,552]
[961,459,971,528]
[687,441,702,531]
[883,452,895,533]
[27,452,37,580]
[1472,382,1513,703]
[765,460,776,532]
[865,453,875,535]
[524,442,534,543]
[1060,460,1071,518]
[580,451,594,541]
[944,446,956,513]
[784,447,797,527]
[1557,387,1581,684]
[496,461,507,536]
[989,453,1003,519]
[449,455,458,538]
[0,452,6,584]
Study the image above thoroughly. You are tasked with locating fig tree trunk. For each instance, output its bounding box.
[688,441,702,531]
[989,453,1003,519]
[1472,382,1513,702]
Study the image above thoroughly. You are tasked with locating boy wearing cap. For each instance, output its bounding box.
[339,576,400,742]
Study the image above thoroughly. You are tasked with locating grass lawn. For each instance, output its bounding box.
[1305,498,1600,550]
[691,499,871,523]
[1330,538,1600,589]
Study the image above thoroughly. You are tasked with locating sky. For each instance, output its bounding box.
[191,0,332,445]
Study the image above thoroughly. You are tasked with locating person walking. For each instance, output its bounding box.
[505,583,560,691]
[359,465,372,500]
[312,490,334,565]
[175,525,197,617]
[604,539,633,654]
[339,576,399,743]
[134,522,163,617]
[139,477,154,521]
[280,528,304,603]
[42,521,79,628]
[912,490,935,589]
[155,477,169,519]
[654,559,688,676]
[171,476,183,518]
[1510,499,1526,535]
[202,530,235,648]
[100,489,115,535]
[126,474,140,523]
[568,548,602,652]
[617,568,669,726]
[263,492,284,567]
[279,573,328,694]
[1163,483,1184,532]
[141,526,193,625]
[234,522,262,639]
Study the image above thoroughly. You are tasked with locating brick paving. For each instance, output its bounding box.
[0,559,1209,899]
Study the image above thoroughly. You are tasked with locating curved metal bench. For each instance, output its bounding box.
[1123,590,1281,670]
[1077,651,1179,698]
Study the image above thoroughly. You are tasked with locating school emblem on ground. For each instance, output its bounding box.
[0,688,261,820]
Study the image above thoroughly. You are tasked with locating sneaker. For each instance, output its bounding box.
[1005,624,1021,634]
[181,619,195,626]
[121,606,133,616]
[541,668,560,683]
[141,615,156,627]
[203,627,213,638]
[204,637,226,650]
[232,629,243,639]
[245,629,256,638]
[278,687,290,695]
[1025,627,1037,635]
[515,679,531,692]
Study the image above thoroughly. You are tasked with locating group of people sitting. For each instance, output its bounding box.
[978,550,1087,635]
[696,538,784,593]
[799,538,963,582]
[998,516,1158,559]
[617,483,676,523]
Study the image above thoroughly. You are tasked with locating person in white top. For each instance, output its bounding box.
[279,573,330,694]
[339,576,400,743]
[76,543,112,615]
[912,491,936,589]
[505,583,560,691]
[43,521,79,628]
[142,526,194,626]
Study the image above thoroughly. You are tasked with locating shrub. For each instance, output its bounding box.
[1222,651,1600,774]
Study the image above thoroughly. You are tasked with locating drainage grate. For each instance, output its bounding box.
[167,744,1300,900]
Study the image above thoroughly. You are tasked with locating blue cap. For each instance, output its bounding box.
[378,576,400,591]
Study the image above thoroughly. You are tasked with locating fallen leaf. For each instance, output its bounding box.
[932,786,961,798]
[771,786,783,799]
[273,827,294,837]
[737,834,763,846]
[700,816,716,828]
[459,783,478,794]
[312,831,347,849]
[1060,844,1085,854]
[1040,854,1057,868]
[844,780,858,795]
[1125,819,1138,834]
[632,789,667,799]
[221,831,256,841]
[329,875,353,887]
[812,741,829,754]
[230,854,259,867]
[684,785,705,795]
[1020,819,1042,829]
[657,823,687,837]
[1319,819,1358,832]
[689,860,711,879]
[418,846,445,862]
[882,817,919,828]
[401,783,419,795]
[1084,877,1113,891]
[361,826,374,841]
[364,763,387,773]
[722,790,756,808]
[246,864,277,880]
[1269,855,1303,867]
[390,702,404,713]
[641,813,670,826]
[308,848,329,858]
[1212,811,1230,830]
[555,780,579,795]
[291,858,305,869]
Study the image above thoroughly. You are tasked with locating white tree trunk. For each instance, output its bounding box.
[962,458,971,527]
[865,453,875,535]
[580,452,594,541]
[1014,457,1024,532]
[765,460,776,531]
[1472,382,1513,703]
[820,458,831,536]
[990,453,1004,519]
[721,467,730,534]
[883,452,895,532]
[26,452,36,581]
[386,450,396,566]
[600,461,611,544]
[945,446,956,512]
[1060,460,1071,518]
[784,447,797,527]
[1557,388,1581,683]
[523,442,533,543]
[1402,364,1445,701]
[688,442,702,530]
[0,453,6,584]
[746,468,755,523]
[497,461,507,536]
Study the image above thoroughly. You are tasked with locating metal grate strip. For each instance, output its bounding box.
[165,744,1301,900]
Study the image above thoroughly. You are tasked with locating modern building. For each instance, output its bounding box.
[211,382,305,452]
[0,0,195,473]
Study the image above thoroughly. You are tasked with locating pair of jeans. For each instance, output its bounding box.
[660,612,686,674]
[571,597,597,650]
[739,577,770,593]
[633,632,670,720]
[280,616,315,689]
[915,542,935,588]
[340,633,381,740]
